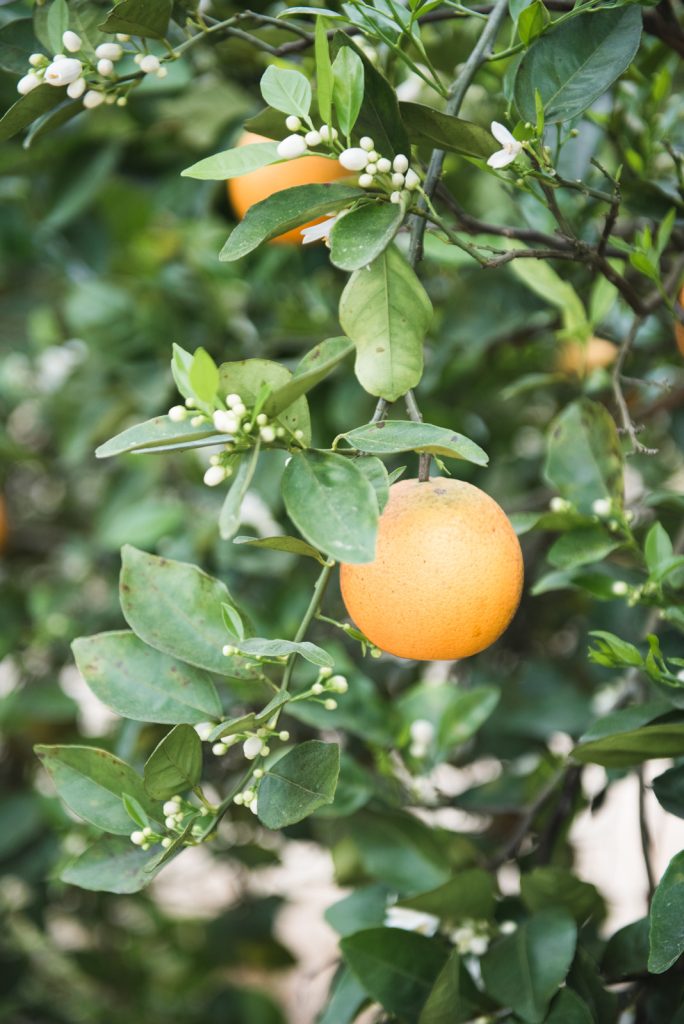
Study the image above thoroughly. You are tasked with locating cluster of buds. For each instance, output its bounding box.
[308,666,348,711]
[449,917,517,956]
[128,794,209,851]
[408,718,435,759]
[17,30,166,108]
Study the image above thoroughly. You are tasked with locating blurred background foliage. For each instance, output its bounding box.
[1,0,684,1021]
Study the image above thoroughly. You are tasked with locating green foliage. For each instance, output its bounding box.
[257,740,340,828]
[143,724,203,799]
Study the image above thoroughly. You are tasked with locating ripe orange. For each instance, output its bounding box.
[557,336,618,375]
[340,478,524,661]
[675,286,684,357]
[227,131,349,245]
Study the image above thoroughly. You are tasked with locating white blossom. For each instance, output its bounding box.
[140,54,160,74]
[277,134,307,159]
[67,77,86,99]
[17,73,41,95]
[44,58,83,86]
[305,129,321,147]
[390,191,403,204]
[365,163,377,174]
[391,172,405,188]
[500,920,518,935]
[163,799,181,816]
[194,722,215,741]
[324,698,337,711]
[360,136,374,151]
[549,496,570,513]
[329,674,348,693]
[115,34,130,42]
[358,174,374,189]
[592,498,612,517]
[404,168,420,190]
[393,153,409,173]
[260,425,276,443]
[385,906,439,936]
[168,405,186,422]
[319,125,337,142]
[300,215,339,245]
[243,736,264,760]
[96,42,123,60]
[203,465,226,487]
[62,31,82,53]
[156,66,168,79]
[376,157,392,174]
[97,58,114,76]
[339,147,369,172]
[285,114,302,131]
[487,121,523,169]
[130,830,145,846]
[213,409,237,434]
[83,90,105,109]
[611,581,629,596]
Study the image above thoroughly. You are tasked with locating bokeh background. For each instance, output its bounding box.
[2,3,684,1022]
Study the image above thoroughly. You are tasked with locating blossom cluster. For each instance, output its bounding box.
[17,30,167,109]
[128,794,209,850]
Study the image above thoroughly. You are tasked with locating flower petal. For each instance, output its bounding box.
[490,121,515,147]
[487,149,516,169]
[300,216,337,244]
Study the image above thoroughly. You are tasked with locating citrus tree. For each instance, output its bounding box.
[2,0,684,1021]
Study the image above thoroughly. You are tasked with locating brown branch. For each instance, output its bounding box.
[612,315,658,455]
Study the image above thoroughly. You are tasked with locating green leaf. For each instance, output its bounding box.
[649,850,684,973]
[652,763,684,819]
[514,7,642,123]
[315,16,333,123]
[545,989,594,1024]
[399,869,496,924]
[420,950,495,1024]
[263,337,354,418]
[326,884,389,937]
[228,637,333,668]
[220,183,362,260]
[480,910,577,1023]
[518,0,548,45]
[318,966,368,1024]
[260,65,312,118]
[332,46,364,137]
[521,867,604,924]
[573,719,684,768]
[189,347,219,404]
[0,85,64,143]
[602,918,649,982]
[545,399,624,516]
[588,630,643,669]
[0,19,40,75]
[219,357,312,445]
[46,0,69,52]
[331,33,410,156]
[338,420,488,466]
[282,450,379,563]
[122,793,149,829]
[347,809,454,893]
[508,253,586,336]
[339,247,432,402]
[645,522,673,575]
[219,444,260,541]
[257,740,340,828]
[547,527,621,570]
[99,0,172,38]
[35,744,160,834]
[355,456,390,513]
[144,724,202,800]
[95,415,226,459]
[399,102,494,159]
[181,141,280,181]
[398,684,500,756]
[341,928,448,1022]
[120,545,253,678]
[71,631,221,725]
[329,203,405,272]
[234,534,327,564]
[61,835,166,894]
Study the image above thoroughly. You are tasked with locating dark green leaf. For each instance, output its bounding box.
[318,965,368,1024]
[545,399,624,515]
[282,451,379,563]
[99,0,172,38]
[263,336,354,418]
[330,202,405,272]
[399,869,496,923]
[257,740,340,828]
[649,851,684,973]
[339,420,488,466]
[46,0,68,52]
[0,19,40,74]
[652,763,684,819]
[144,724,202,800]
[481,910,577,1022]
[602,918,649,982]
[420,949,495,1024]
[514,7,642,123]
[0,85,64,143]
[400,102,494,159]
[220,183,362,260]
[325,884,389,936]
[521,867,604,923]
[355,456,390,513]
[547,527,622,570]
[545,989,594,1024]
[35,744,160,834]
[331,33,410,155]
[72,630,221,724]
[95,415,226,459]
[573,721,684,768]
[61,835,167,893]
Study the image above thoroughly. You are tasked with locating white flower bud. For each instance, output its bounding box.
[232,402,247,416]
[190,415,204,426]
[222,644,236,656]
[17,73,41,95]
[312,682,324,695]
[260,426,276,443]
[376,157,392,173]
[404,168,420,190]
[409,742,427,759]
[339,147,369,171]
[156,66,168,79]
[285,114,302,131]
[391,172,405,188]
[164,816,177,829]
[243,421,253,433]
[226,393,241,408]
[549,496,570,513]
[29,53,46,67]
[294,429,304,440]
[194,722,214,741]
[161,837,172,848]
[358,174,374,188]
[612,581,629,596]
[140,54,160,74]
[393,154,409,173]
[67,77,86,99]
[97,58,114,76]
[500,920,518,935]
[330,674,348,693]
[279,730,290,742]
[134,53,143,65]
[305,129,321,147]
[243,735,264,760]
[390,191,403,204]
[163,800,180,816]
[44,57,83,86]
[212,742,227,756]
[261,745,271,756]
[469,936,489,956]
[115,34,130,42]
[142,826,152,837]
[255,413,268,426]
[130,830,145,845]
[96,42,123,60]
[410,718,435,745]
[277,134,307,159]
[83,90,105,109]
[213,409,236,434]
[319,666,333,679]
[319,125,337,141]
[249,796,258,814]
[253,768,264,779]
[233,792,244,805]
[168,404,186,422]
[203,465,226,487]
[52,54,67,61]
[62,31,82,53]
[592,498,612,517]
[324,698,337,711]
[360,136,374,151]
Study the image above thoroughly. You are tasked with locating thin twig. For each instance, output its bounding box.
[371,398,389,423]
[637,765,656,902]
[612,316,658,456]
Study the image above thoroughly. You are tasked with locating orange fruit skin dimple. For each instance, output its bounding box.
[227,131,349,245]
[340,478,524,661]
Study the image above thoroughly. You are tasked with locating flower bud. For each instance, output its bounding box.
[278,730,290,742]
[358,174,374,188]
[390,191,403,204]
[212,742,227,756]
[165,816,178,829]
[96,42,123,60]
[44,57,83,86]
[130,830,145,845]
[203,465,226,487]
[393,154,409,173]
[161,837,172,848]
[213,409,236,434]
[312,682,324,695]
[611,581,628,596]
[243,735,264,760]
[255,413,268,426]
[404,168,420,190]
[339,147,369,171]
[360,136,374,151]
[116,33,130,41]
[592,498,612,517]
[222,644,236,656]
[62,31,82,53]
[67,77,86,99]
[17,73,41,95]
[226,393,241,408]
[260,425,276,443]
[97,58,114,76]
[305,129,321,147]
[319,125,337,141]
[163,800,180,816]
[391,172,405,188]
[83,90,105,108]
[277,134,307,159]
[29,53,46,67]
[324,698,338,711]
[194,722,215,741]
[156,66,168,79]
[168,405,186,422]
[410,718,434,745]
[376,157,392,173]
[330,674,348,693]
[285,114,302,131]
[140,54,160,74]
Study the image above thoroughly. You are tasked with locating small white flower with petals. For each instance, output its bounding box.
[487,121,522,169]
[67,78,86,99]
[277,134,307,159]
[62,31,82,53]
[385,906,439,936]
[96,42,123,61]
[17,73,41,95]
[338,147,368,171]
[44,58,82,86]
[300,214,339,245]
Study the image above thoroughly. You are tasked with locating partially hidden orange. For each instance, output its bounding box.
[557,336,618,375]
[340,478,524,661]
[675,286,684,357]
[227,131,349,244]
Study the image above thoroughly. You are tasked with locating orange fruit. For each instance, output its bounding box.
[227,131,349,245]
[557,336,618,375]
[675,286,684,357]
[340,478,524,661]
